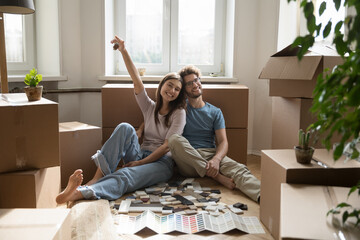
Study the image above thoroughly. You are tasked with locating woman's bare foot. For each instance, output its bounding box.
[213,173,236,190]
[85,167,104,186]
[56,169,84,204]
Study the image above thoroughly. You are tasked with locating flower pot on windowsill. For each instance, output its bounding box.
[24,85,43,101]
[294,146,315,164]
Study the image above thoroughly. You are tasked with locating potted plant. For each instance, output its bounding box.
[24,68,43,101]
[294,129,314,164]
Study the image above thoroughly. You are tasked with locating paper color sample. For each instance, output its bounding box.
[114,210,264,234]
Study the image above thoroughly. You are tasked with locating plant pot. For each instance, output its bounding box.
[24,85,43,101]
[294,146,315,164]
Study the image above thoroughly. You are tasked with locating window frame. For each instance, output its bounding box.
[114,0,226,76]
[5,14,36,75]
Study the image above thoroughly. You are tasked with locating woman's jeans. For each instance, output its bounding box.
[78,123,174,200]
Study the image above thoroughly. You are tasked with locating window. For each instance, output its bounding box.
[4,13,36,74]
[113,0,226,75]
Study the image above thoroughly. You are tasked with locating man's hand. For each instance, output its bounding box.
[123,160,142,168]
[206,158,220,177]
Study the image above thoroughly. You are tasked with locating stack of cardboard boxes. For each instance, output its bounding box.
[0,94,103,239]
[259,44,343,149]
[0,93,60,208]
[259,46,360,239]
[102,84,249,164]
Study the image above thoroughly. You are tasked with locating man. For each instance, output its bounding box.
[168,65,260,202]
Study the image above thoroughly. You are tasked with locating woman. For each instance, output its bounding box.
[56,36,186,204]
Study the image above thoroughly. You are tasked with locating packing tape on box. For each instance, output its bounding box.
[16,136,27,168]
[323,186,351,239]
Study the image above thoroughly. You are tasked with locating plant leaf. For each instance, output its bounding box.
[323,20,332,38]
[319,2,326,16]
[333,0,341,11]
[342,211,349,223]
[334,21,343,33]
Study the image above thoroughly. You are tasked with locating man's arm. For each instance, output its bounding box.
[206,128,228,177]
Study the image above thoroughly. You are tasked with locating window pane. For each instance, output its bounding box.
[315,0,345,42]
[178,0,215,65]
[4,14,24,62]
[126,0,163,64]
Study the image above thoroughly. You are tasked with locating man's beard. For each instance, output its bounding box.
[186,91,202,99]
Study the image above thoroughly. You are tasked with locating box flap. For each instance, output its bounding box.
[259,56,322,80]
[272,43,338,57]
[271,44,301,57]
[59,121,100,132]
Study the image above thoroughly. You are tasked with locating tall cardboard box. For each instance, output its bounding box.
[0,93,59,173]
[259,44,343,98]
[272,97,341,149]
[0,208,71,240]
[272,97,315,149]
[0,166,61,208]
[102,84,249,164]
[260,149,360,240]
[280,184,360,240]
[59,122,102,188]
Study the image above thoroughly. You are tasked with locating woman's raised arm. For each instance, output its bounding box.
[111,36,144,95]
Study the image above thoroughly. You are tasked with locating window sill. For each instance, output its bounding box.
[8,75,68,83]
[98,75,238,83]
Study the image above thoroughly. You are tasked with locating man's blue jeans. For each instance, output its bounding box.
[78,123,174,200]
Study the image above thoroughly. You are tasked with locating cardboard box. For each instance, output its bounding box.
[102,84,249,128]
[260,149,360,240]
[272,97,314,149]
[280,184,360,240]
[102,84,157,128]
[0,208,71,240]
[59,122,102,188]
[272,97,341,149]
[0,93,59,173]
[259,44,343,98]
[103,127,248,165]
[0,166,61,208]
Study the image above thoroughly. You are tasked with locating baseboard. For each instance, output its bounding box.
[247,149,261,156]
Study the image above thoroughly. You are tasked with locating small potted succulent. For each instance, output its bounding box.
[294,129,315,164]
[24,68,43,101]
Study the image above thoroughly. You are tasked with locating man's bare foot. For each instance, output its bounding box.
[213,174,236,190]
[56,169,84,204]
[85,167,104,186]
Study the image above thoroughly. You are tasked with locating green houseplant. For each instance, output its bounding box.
[288,0,360,227]
[24,68,43,101]
[294,129,314,164]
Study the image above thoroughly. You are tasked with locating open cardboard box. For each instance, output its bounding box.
[259,44,343,98]
[280,184,360,240]
[59,122,102,189]
[0,208,71,240]
[260,149,360,239]
[0,93,59,173]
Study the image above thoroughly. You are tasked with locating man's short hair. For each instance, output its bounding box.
[178,65,202,79]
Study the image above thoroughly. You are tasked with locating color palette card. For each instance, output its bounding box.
[113,210,264,234]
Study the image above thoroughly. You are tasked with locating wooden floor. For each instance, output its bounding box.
[65,155,275,240]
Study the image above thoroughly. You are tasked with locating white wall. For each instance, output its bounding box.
[57,0,284,154]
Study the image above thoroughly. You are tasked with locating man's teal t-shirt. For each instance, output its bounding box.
[183,102,225,149]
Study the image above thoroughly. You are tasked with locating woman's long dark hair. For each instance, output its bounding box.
[154,73,186,127]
